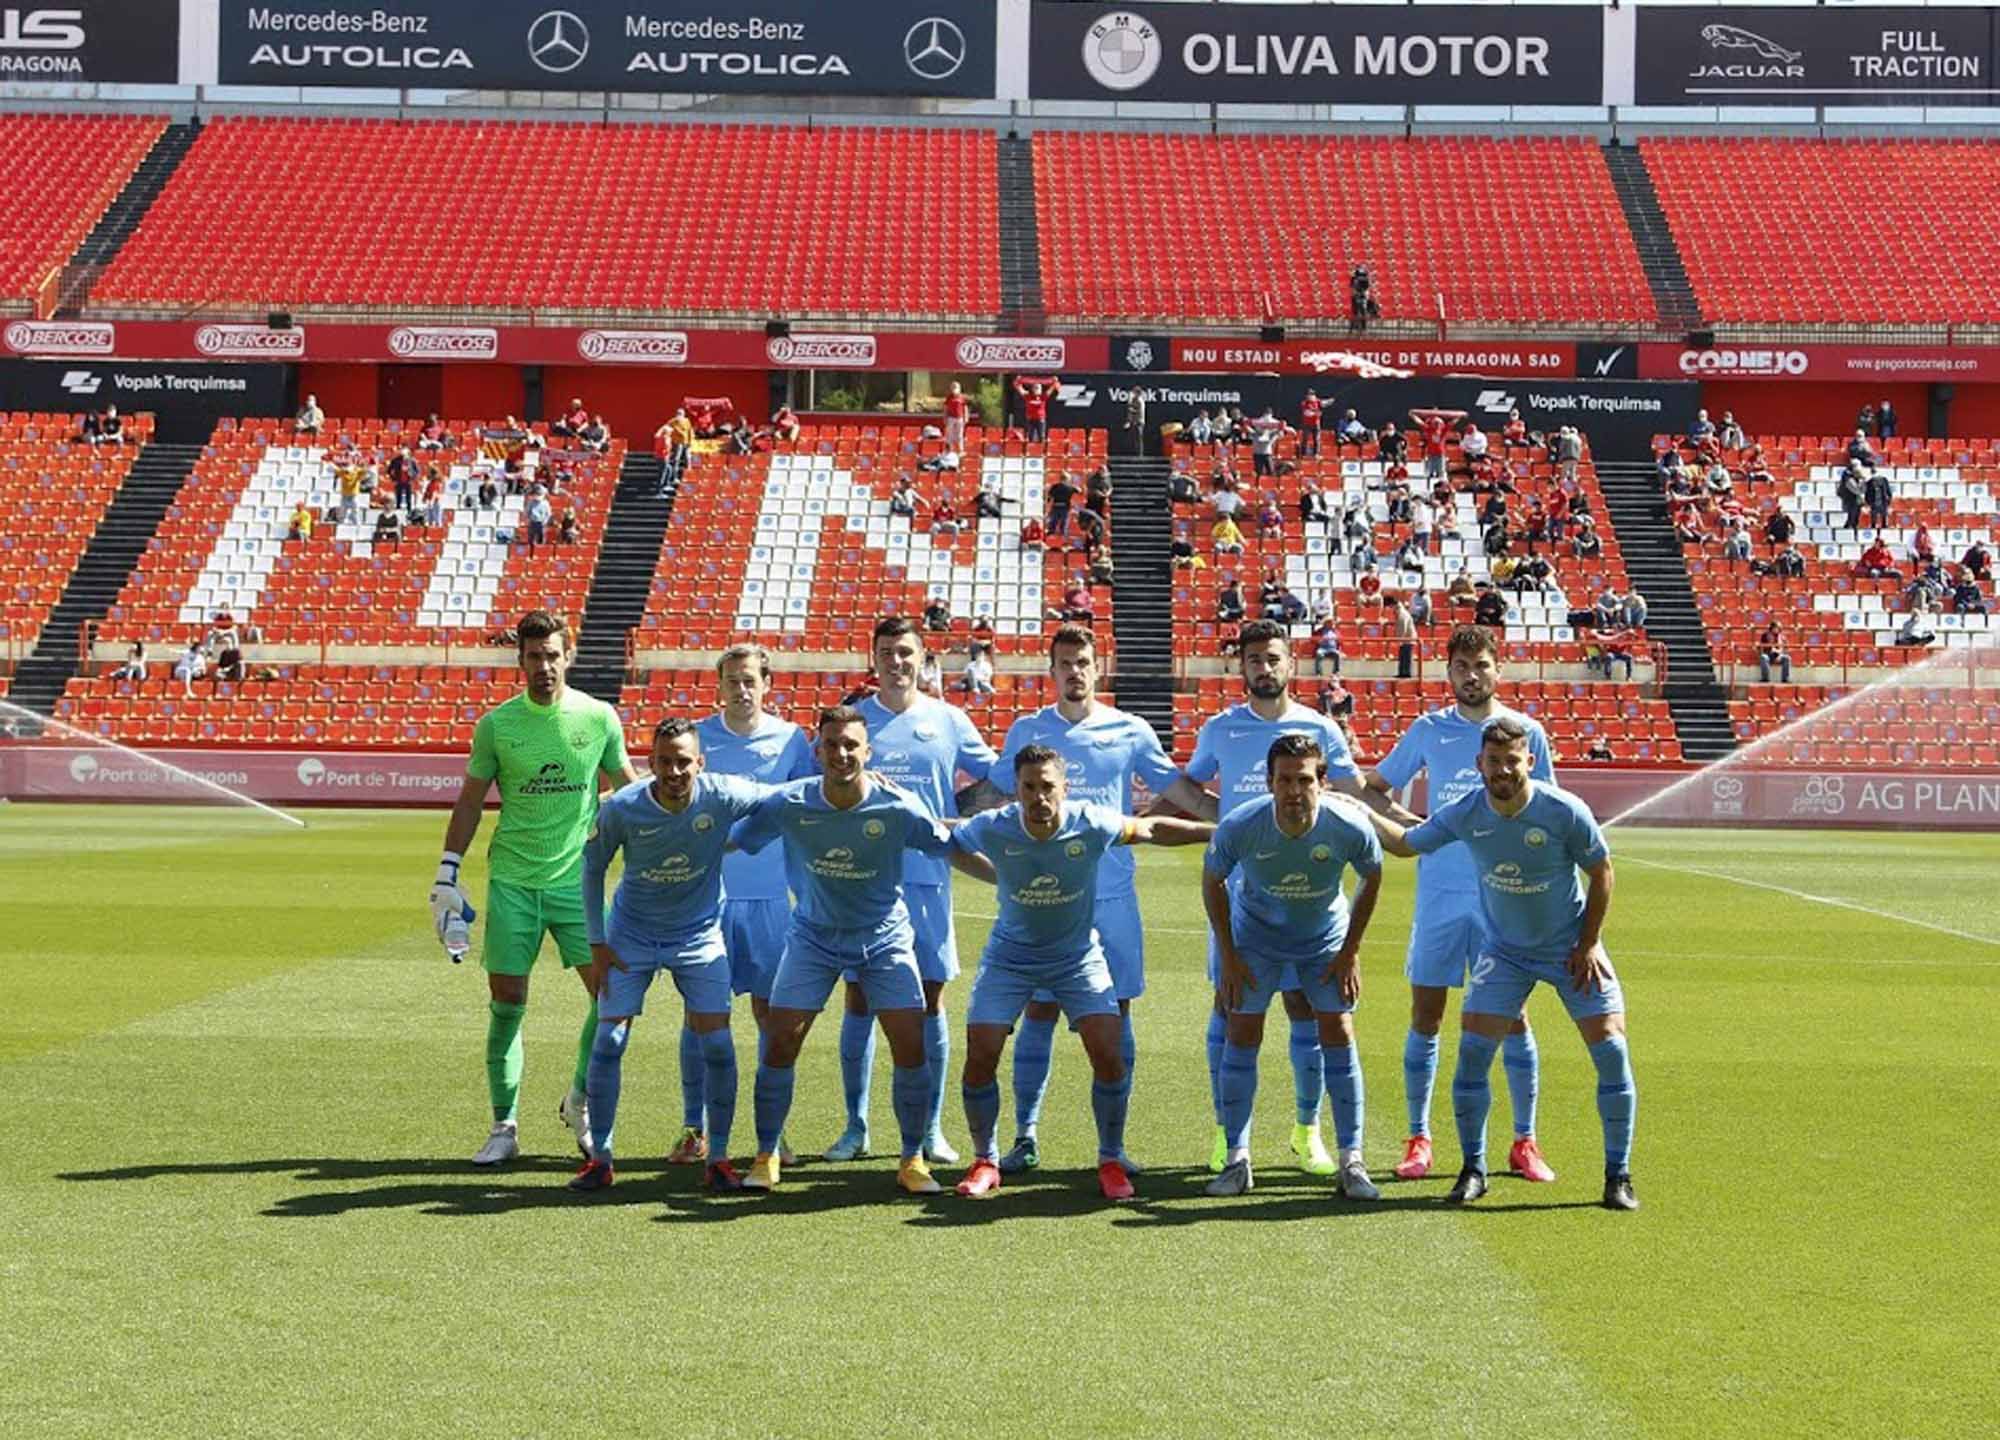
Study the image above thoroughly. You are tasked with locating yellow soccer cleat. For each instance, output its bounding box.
[897,1155,942,1196]
[1290,1122,1337,1176]
[742,1152,781,1192]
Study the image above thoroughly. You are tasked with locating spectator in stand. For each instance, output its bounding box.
[1212,512,1245,557]
[1954,571,1989,616]
[1409,587,1434,627]
[475,471,500,511]
[1407,490,1435,556]
[930,491,961,540]
[1655,445,1682,489]
[1688,409,1715,446]
[1247,407,1288,478]
[1447,564,1477,608]
[1758,623,1793,684]
[1169,523,1200,569]
[1571,515,1603,560]
[1623,589,1649,629]
[1877,398,1898,439]
[1169,464,1201,506]
[1552,424,1583,486]
[1186,409,1215,447]
[288,499,315,541]
[296,394,323,436]
[1217,575,1246,624]
[1087,538,1116,589]
[551,397,589,440]
[526,488,552,548]
[958,642,996,697]
[1835,460,1867,530]
[1906,559,1949,611]
[1855,535,1902,581]
[1672,504,1705,546]
[975,473,1011,521]
[770,404,801,444]
[1349,263,1380,330]
[388,447,417,515]
[658,408,694,491]
[1482,515,1511,560]
[1072,503,1107,554]
[1420,412,1448,482]
[1865,467,1894,529]
[1297,391,1323,456]
[1705,459,1735,504]
[1587,626,1635,681]
[1056,579,1094,624]
[1355,562,1385,608]
[1046,471,1078,536]
[417,413,449,450]
[336,456,365,524]
[1253,490,1285,539]
[1298,483,1330,533]
[373,502,404,546]
[1857,403,1877,438]
[1848,428,1878,468]
[1911,522,1936,569]
[1458,421,1489,467]
[1316,676,1354,722]
[1714,411,1746,451]
[1473,584,1507,628]
[1515,552,1554,595]
[577,414,610,454]
[173,639,207,696]
[1722,515,1753,563]
[1085,463,1113,517]
[1014,374,1057,442]
[1594,586,1623,631]
[1020,514,1045,554]
[1336,408,1368,447]
[1378,420,1408,467]
[1964,540,1994,583]
[918,445,961,474]
[918,650,944,698]
[1584,737,1616,762]
[420,467,444,528]
[80,406,123,446]
[923,595,952,633]
[942,381,972,452]
[1500,408,1529,449]
[1897,595,1937,647]
[1763,506,1796,552]
[109,640,148,681]
[1311,612,1342,675]
[1396,533,1427,575]
[558,509,579,545]
[203,613,244,683]
[1124,385,1149,456]
[1770,542,1806,580]
[890,474,925,519]
[1257,568,1287,619]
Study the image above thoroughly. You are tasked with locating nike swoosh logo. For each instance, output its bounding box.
[1471,829,1495,837]
[1004,846,1029,855]
[798,818,823,826]
[634,827,662,837]
[1253,850,1278,859]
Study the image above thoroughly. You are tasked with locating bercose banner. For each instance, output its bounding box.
[0,0,180,83]
[218,0,997,97]
[1635,5,2000,105]
[1031,2,1603,104]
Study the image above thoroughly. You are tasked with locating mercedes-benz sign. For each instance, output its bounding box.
[904,17,967,80]
[527,10,589,74]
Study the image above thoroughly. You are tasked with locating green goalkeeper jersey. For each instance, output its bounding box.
[467,687,631,890]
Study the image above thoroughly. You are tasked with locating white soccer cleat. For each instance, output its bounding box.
[1336,1155,1382,1201]
[558,1088,590,1158]
[472,1121,520,1167]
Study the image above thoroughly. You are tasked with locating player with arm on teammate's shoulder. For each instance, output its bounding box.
[988,624,1216,1175]
[430,610,640,1167]
[1361,623,1560,1186]
[1362,716,1637,1212]
[947,743,1213,1201]
[826,616,999,1166]
[1200,735,1385,1202]
[1182,618,1407,1179]
[659,643,818,1171]
[729,706,962,1196]
[573,719,775,1193]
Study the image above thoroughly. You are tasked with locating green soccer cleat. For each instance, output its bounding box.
[1290,1122,1337,1176]
[1208,1124,1228,1174]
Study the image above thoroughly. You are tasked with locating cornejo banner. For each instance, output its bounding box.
[1635,5,2000,105]
[218,0,997,96]
[1031,2,1603,104]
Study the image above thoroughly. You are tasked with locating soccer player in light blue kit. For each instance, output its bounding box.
[662,643,817,1170]
[1201,735,1386,1200]
[1184,618,1408,1176]
[574,719,771,1193]
[990,625,1218,1174]
[731,705,988,1196]
[950,743,1215,1201]
[1364,716,1639,1212]
[825,616,998,1166]
[1363,623,1559,1185]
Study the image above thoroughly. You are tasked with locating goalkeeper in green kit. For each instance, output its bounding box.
[430,610,640,1165]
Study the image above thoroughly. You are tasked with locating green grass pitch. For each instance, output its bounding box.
[2,805,1994,1438]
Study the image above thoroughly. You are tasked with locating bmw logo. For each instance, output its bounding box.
[1083,10,1162,92]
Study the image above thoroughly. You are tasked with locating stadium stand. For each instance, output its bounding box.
[0,113,165,310]
[1725,684,2000,769]
[0,410,154,655]
[93,416,620,651]
[91,119,1000,320]
[635,426,1112,663]
[1033,133,1656,325]
[1641,138,2000,326]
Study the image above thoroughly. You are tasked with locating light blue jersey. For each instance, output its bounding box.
[731,778,953,940]
[1205,794,1382,965]
[953,802,1134,966]
[582,775,770,947]
[1375,706,1553,898]
[854,692,998,888]
[993,704,1179,900]
[1187,701,1360,816]
[1406,782,1609,962]
[698,711,815,901]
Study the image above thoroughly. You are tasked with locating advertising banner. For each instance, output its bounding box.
[0,746,481,807]
[1639,343,2000,384]
[1170,337,1576,379]
[0,0,179,83]
[1031,1,1603,105]
[1635,5,2000,106]
[217,0,997,97]
[0,358,295,438]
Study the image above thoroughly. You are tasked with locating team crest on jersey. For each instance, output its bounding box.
[863,819,887,839]
[1065,839,1086,858]
[914,724,939,741]
[567,729,590,750]
[1311,844,1331,863]
[1524,828,1547,847]
[693,814,715,832]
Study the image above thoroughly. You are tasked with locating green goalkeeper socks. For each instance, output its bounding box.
[487,999,528,1122]
[572,995,598,1096]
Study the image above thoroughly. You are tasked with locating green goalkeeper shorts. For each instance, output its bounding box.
[480,879,593,976]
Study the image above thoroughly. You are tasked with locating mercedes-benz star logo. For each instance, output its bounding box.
[904,17,966,80]
[527,10,589,74]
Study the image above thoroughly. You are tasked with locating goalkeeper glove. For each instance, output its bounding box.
[430,852,469,944]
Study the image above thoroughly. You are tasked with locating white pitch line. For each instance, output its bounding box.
[953,908,1211,938]
[1619,854,2000,951]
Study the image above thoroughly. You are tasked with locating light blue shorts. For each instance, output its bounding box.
[1405,902,1485,989]
[1463,947,1625,1022]
[1226,943,1357,1018]
[771,922,925,1014]
[600,927,733,1019]
[721,897,790,999]
[1210,932,1303,995]
[971,944,1120,1029]
[1033,890,1145,1005]
[905,883,961,983]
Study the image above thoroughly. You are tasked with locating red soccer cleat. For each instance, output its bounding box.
[955,1159,1002,1198]
[1509,1137,1557,1184]
[666,1126,709,1165]
[706,1159,745,1192]
[1394,1134,1433,1181]
[567,1158,614,1193]
[1097,1159,1135,1201]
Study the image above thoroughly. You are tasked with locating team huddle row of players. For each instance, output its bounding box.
[428,611,1640,1211]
